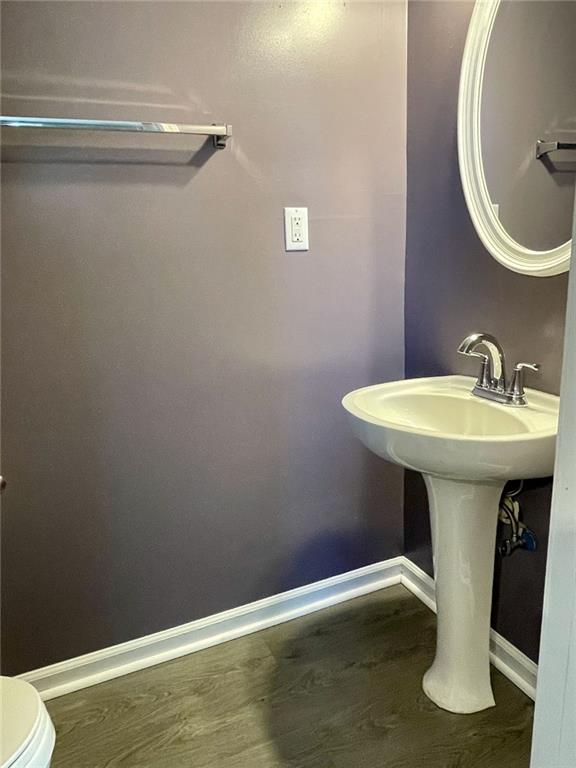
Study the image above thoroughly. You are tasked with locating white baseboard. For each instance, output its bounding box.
[488,628,538,701]
[18,555,537,702]
[19,557,404,701]
[400,556,437,611]
[400,558,538,701]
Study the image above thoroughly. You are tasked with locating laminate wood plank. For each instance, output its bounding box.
[48,634,278,767]
[47,586,533,768]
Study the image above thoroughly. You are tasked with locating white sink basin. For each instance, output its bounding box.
[343,374,560,714]
[343,375,558,481]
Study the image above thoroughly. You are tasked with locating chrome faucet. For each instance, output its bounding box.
[458,332,540,406]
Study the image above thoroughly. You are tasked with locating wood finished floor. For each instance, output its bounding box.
[47,586,534,767]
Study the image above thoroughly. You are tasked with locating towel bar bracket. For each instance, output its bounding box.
[536,139,576,160]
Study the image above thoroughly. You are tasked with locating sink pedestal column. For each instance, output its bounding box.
[422,474,504,714]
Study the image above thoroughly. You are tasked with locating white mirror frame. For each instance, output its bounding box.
[458,0,571,277]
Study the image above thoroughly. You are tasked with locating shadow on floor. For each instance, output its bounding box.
[261,587,533,768]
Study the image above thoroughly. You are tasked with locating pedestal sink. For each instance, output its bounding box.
[342,375,559,713]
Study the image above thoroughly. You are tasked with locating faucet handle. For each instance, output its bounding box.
[458,348,491,389]
[508,362,541,404]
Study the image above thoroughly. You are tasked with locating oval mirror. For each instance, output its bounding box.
[458,0,575,276]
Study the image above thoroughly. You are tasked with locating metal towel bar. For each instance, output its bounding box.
[0,115,232,149]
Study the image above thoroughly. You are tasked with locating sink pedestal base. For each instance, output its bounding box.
[422,475,503,714]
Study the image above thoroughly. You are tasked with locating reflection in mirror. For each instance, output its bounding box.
[481,0,576,252]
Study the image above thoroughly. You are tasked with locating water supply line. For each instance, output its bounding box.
[498,481,537,557]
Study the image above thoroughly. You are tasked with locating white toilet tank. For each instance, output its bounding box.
[0,676,55,768]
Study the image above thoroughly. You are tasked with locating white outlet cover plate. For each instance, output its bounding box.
[284,207,309,251]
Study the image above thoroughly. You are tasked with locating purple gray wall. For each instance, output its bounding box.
[3,0,568,676]
[406,0,569,662]
[1,1,407,674]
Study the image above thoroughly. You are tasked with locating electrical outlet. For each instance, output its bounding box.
[284,207,309,251]
[291,215,303,242]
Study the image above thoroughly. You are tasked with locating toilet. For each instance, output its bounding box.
[0,677,55,768]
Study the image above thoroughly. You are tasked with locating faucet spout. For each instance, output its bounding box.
[458,332,507,390]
